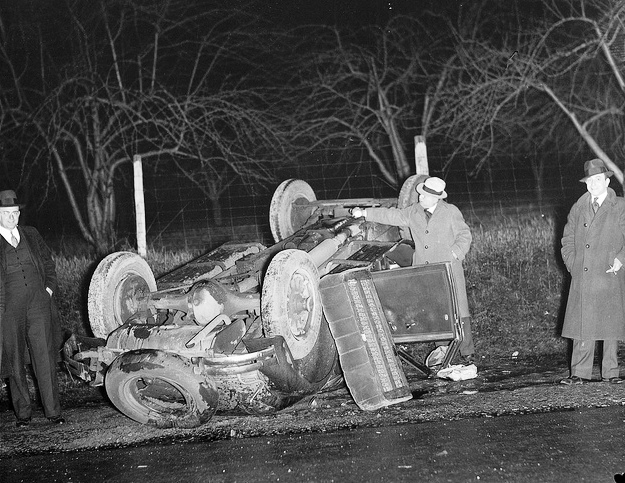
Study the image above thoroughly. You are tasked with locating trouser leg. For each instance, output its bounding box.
[601,340,620,380]
[435,317,475,356]
[8,368,32,419]
[0,316,3,377]
[27,297,60,418]
[459,317,474,356]
[4,306,31,419]
[571,339,595,380]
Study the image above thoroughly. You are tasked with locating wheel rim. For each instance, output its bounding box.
[287,269,317,338]
[113,273,151,326]
[124,376,194,418]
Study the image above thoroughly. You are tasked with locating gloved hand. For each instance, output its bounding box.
[350,207,366,218]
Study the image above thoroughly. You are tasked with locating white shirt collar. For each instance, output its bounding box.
[425,202,439,214]
[0,226,19,245]
[593,192,608,206]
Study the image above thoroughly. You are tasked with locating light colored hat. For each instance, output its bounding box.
[416,177,447,199]
[580,158,613,182]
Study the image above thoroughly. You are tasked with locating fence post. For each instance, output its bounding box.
[414,135,429,175]
[133,154,147,258]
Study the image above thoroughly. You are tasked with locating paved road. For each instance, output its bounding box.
[2,405,624,483]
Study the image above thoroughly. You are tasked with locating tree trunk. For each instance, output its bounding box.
[210,195,223,226]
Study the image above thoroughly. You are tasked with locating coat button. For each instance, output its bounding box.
[425,261,429,264]
[424,245,429,249]
[425,230,429,234]
[584,267,588,271]
[584,223,588,227]
[586,244,590,248]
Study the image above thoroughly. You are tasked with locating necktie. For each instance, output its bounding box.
[592,197,599,214]
[424,208,432,221]
[10,232,18,248]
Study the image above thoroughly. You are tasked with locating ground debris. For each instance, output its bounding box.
[1,358,624,457]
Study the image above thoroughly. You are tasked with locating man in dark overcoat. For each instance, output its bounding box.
[0,264,4,383]
[560,159,625,384]
[0,189,65,425]
[351,177,475,363]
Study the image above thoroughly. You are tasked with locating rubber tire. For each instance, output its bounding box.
[269,179,316,243]
[398,174,429,241]
[261,249,336,385]
[398,174,429,208]
[88,252,157,339]
[105,350,219,429]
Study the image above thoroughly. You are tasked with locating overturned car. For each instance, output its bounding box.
[64,177,463,428]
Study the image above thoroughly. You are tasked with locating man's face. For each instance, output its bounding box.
[585,173,609,198]
[418,192,439,210]
[0,207,20,230]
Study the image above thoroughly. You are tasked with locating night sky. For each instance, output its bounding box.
[253,0,460,27]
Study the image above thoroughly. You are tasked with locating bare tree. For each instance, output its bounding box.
[435,0,625,188]
[0,0,293,253]
[284,15,452,188]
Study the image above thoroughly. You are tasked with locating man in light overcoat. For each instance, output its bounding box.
[561,159,625,384]
[351,177,475,362]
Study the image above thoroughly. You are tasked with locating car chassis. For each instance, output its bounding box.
[64,177,463,428]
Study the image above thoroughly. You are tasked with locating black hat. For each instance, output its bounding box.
[0,190,24,208]
[580,159,613,181]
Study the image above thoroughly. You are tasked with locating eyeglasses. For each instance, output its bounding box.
[0,210,20,218]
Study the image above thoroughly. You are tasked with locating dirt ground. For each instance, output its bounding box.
[1,355,625,459]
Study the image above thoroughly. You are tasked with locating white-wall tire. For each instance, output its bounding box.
[269,179,316,243]
[88,252,156,339]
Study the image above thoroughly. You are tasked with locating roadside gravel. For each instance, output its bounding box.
[1,357,624,459]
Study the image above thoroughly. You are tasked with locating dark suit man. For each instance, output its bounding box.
[0,190,65,426]
[0,262,4,383]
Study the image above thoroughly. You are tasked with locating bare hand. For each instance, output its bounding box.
[350,207,365,218]
[606,258,623,275]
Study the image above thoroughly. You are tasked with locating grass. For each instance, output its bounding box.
[466,215,568,362]
[54,215,570,361]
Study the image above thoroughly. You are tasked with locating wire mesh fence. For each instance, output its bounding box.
[106,145,594,252]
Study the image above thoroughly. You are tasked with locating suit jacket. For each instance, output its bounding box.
[0,225,61,376]
[367,200,472,318]
[0,225,58,294]
[561,187,625,340]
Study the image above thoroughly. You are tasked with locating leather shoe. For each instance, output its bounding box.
[47,416,65,425]
[560,376,586,385]
[460,354,476,365]
[602,377,624,384]
[15,418,31,428]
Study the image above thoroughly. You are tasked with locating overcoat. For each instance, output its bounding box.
[367,200,472,317]
[561,187,625,340]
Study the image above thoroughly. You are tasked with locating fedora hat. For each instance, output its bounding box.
[416,177,447,199]
[580,158,613,181]
[0,190,24,208]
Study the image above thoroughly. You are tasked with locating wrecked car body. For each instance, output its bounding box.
[64,177,462,428]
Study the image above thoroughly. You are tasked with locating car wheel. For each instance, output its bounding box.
[397,174,429,240]
[88,251,157,339]
[105,350,219,429]
[398,174,429,208]
[269,179,316,243]
[261,249,336,385]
